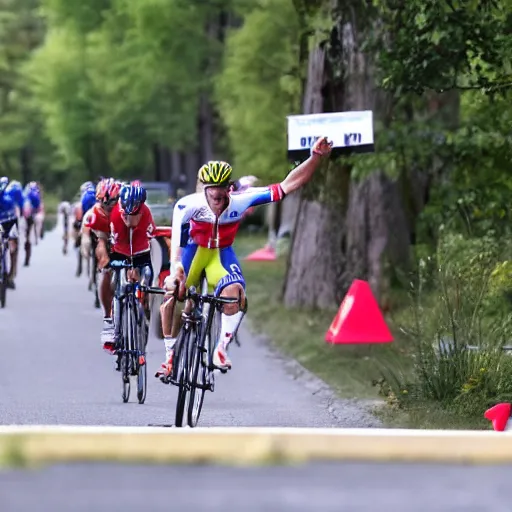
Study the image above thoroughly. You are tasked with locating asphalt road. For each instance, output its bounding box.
[0,221,352,427]
[1,461,510,511]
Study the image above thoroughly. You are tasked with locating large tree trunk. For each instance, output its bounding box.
[283,5,371,309]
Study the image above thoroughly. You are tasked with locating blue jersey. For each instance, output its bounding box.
[6,184,24,211]
[0,192,17,223]
[81,188,96,214]
[25,190,41,210]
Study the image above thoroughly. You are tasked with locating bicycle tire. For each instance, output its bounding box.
[173,329,193,427]
[187,322,207,427]
[120,298,131,403]
[187,276,218,427]
[0,272,6,309]
[92,252,100,308]
[136,301,147,404]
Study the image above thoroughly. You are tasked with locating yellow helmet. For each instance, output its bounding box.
[197,161,232,186]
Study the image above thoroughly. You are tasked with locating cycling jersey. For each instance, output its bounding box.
[6,185,24,211]
[58,201,71,215]
[22,192,41,218]
[0,192,17,223]
[109,203,155,257]
[172,184,285,294]
[172,184,284,255]
[84,203,110,236]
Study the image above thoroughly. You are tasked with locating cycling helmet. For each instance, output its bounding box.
[80,181,94,194]
[119,184,146,215]
[96,178,121,203]
[0,176,8,194]
[7,179,21,190]
[197,161,232,187]
[130,179,142,187]
[81,187,96,213]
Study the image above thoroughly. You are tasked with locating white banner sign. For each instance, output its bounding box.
[287,110,374,151]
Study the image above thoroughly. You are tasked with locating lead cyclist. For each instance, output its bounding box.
[156,136,333,380]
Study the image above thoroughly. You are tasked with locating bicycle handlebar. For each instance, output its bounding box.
[106,260,134,270]
[105,260,239,304]
[140,284,238,305]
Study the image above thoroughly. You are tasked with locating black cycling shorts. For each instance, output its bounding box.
[110,251,153,284]
[0,218,18,239]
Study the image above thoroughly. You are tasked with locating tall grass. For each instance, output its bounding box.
[382,232,512,416]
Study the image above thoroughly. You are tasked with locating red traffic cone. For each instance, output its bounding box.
[325,279,393,344]
[244,245,276,261]
[484,403,512,431]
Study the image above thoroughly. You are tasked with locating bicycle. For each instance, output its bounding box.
[156,274,244,427]
[107,229,160,404]
[0,224,9,308]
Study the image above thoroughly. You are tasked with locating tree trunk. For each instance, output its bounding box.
[20,146,31,184]
[283,3,370,309]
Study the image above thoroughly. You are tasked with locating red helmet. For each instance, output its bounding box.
[96,178,122,204]
[131,180,142,187]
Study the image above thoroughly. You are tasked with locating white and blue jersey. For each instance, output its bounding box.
[171,183,285,256]
[171,183,285,294]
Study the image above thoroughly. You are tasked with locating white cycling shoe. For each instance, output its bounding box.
[213,344,232,371]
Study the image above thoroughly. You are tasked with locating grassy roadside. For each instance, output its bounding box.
[234,233,488,429]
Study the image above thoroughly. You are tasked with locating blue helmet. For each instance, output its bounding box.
[81,188,96,213]
[119,184,146,215]
[80,181,94,194]
[0,176,8,194]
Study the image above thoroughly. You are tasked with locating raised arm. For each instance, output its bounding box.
[280,136,332,195]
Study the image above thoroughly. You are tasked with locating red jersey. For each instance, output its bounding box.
[110,203,155,256]
[84,203,110,234]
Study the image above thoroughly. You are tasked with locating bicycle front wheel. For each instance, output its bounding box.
[136,302,148,405]
[188,322,207,427]
[120,300,131,403]
[173,329,193,427]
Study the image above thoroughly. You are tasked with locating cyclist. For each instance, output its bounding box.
[97,183,156,354]
[75,182,96,277]
[22,181,42,267]
[80,184,100,264]
[5,180,24,283]
[83,178,122,346]
[57,200,71,254]
[0,177,19,289]
[71,181,94,253]
[156,136,333,379]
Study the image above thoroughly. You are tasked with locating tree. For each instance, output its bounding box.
[281,0,512,309]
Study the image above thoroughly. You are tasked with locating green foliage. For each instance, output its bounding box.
[215,0,301,182]
[373,0,512,94]
[384,232,512,416]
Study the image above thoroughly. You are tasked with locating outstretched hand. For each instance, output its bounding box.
[311,136,333,157]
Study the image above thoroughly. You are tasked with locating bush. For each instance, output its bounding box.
[383,231,512,417]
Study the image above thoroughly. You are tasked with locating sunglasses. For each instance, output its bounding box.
[103,197,118,206]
